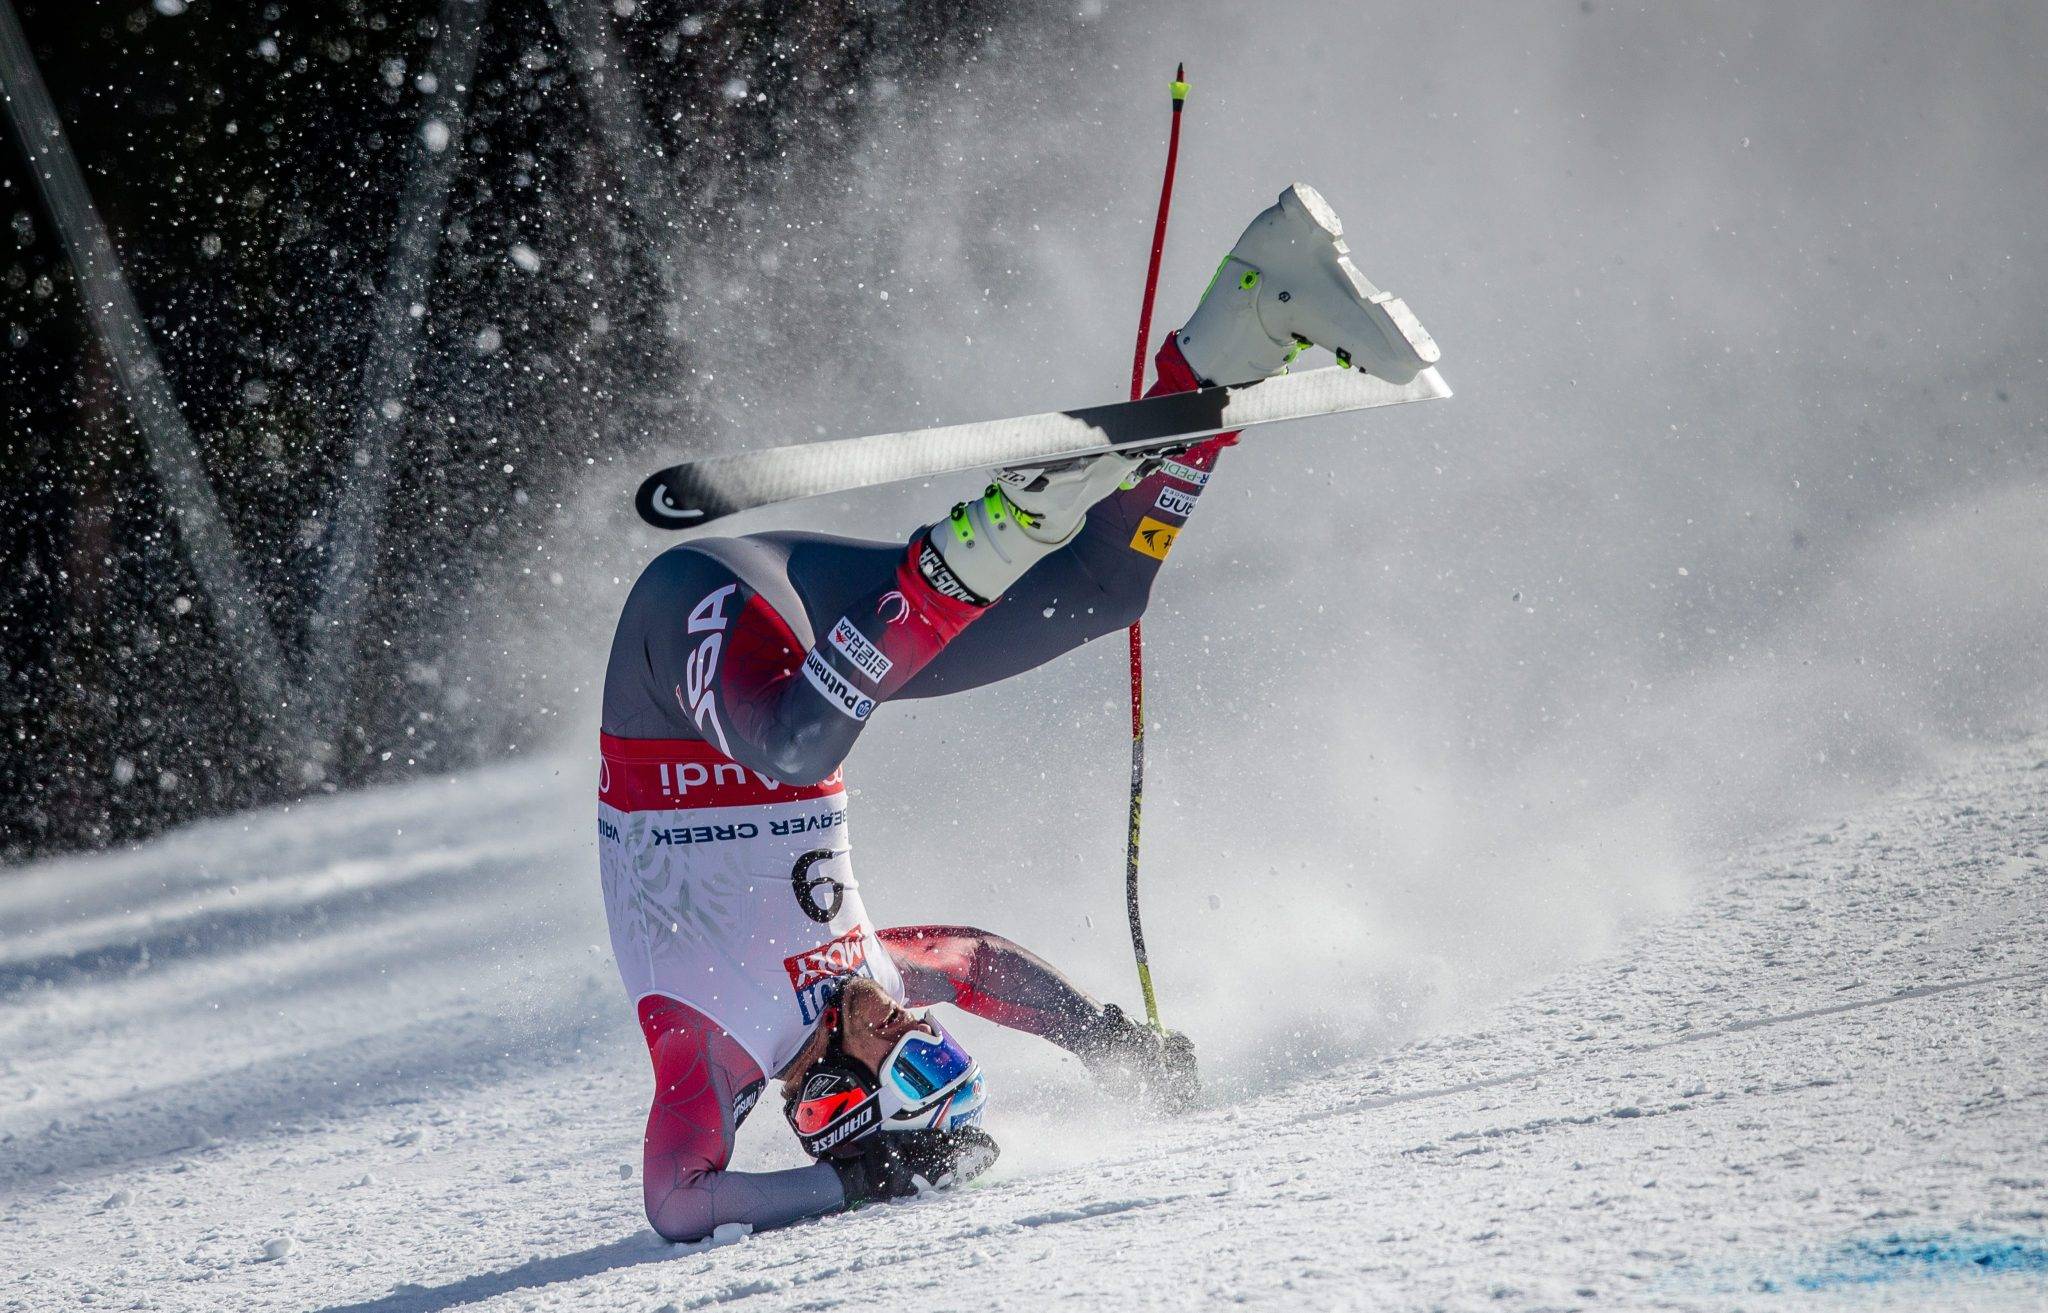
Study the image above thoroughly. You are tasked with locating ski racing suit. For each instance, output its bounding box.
[598,338,1232,1242]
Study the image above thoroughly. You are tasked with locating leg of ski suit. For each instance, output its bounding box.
[639,995,843,1243]
[639,928,1138,1241]
[899,338,1230,697]
[599,337,1230,778]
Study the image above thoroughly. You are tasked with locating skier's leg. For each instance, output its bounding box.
[897,336,1234,698]
[638,995,845,1243]
[607,447,1152,782]
[901,182,1437,698]
[605,533,985,786]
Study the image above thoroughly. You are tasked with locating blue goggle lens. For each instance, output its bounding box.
[889,1027,975,1102]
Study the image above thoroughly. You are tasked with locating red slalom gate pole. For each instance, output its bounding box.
[1124,64,1188,1031]
[1128,65,1188,401]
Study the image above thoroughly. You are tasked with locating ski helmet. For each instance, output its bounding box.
[785,1011,987,1161]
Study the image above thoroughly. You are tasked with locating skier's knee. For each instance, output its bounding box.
[1067,576,1148,636]
[751,722,854,788]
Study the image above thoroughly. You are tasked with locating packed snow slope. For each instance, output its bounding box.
[3,731,2044,1311]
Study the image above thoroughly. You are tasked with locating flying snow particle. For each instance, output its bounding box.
[172,596,193,615]
[379,399,404,421]
[153,0,187,15]
[474,326,503,353]
[508,243,542,273]
[420,118,451,153]
[416,72,439,94]
[381,58,406,88]
[112,758,136,786]
[618,1163,634,1179]
[720,77,749,102]
[1207,894,1222,911]
[261,1237,295,1262]
[257,37,279,61]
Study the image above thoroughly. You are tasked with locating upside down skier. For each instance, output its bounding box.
[597,184,1439,1243]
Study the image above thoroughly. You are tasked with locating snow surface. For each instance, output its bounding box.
[4,735,2044,1311]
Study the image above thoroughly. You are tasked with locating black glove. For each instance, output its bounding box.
[831,1126,1000,1207]
[1080,1003,1201,1113]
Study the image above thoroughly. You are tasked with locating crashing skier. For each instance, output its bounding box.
[597,184,1439,1242]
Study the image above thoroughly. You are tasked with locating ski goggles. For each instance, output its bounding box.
[877,1017,986,1130]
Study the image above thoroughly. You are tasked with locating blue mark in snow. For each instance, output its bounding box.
[1788,1234,2048,1290]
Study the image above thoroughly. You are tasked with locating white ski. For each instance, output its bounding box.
[636,364,1452,530]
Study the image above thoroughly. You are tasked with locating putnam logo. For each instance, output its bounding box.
[803,649,876,721]
[1129,516,1180,560]
[784,927,875,1024]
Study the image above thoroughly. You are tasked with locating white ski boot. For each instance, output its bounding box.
[1174,183,1439,387]
[928,452,1143,603]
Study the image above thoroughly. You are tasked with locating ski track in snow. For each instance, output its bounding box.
[2,743,2045,1311]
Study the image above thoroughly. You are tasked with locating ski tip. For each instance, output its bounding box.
[635,474,714,530]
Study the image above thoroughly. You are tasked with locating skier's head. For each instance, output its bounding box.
[780,977,988,1160]
[838,976,932,1073]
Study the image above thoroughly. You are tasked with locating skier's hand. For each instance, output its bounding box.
[1082,1003,1201,1113]
[832,1126,1000,1206]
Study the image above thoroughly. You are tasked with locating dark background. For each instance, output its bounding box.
[0,0,1028,860]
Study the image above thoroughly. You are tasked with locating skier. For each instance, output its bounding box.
[598,184,1438,1243]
